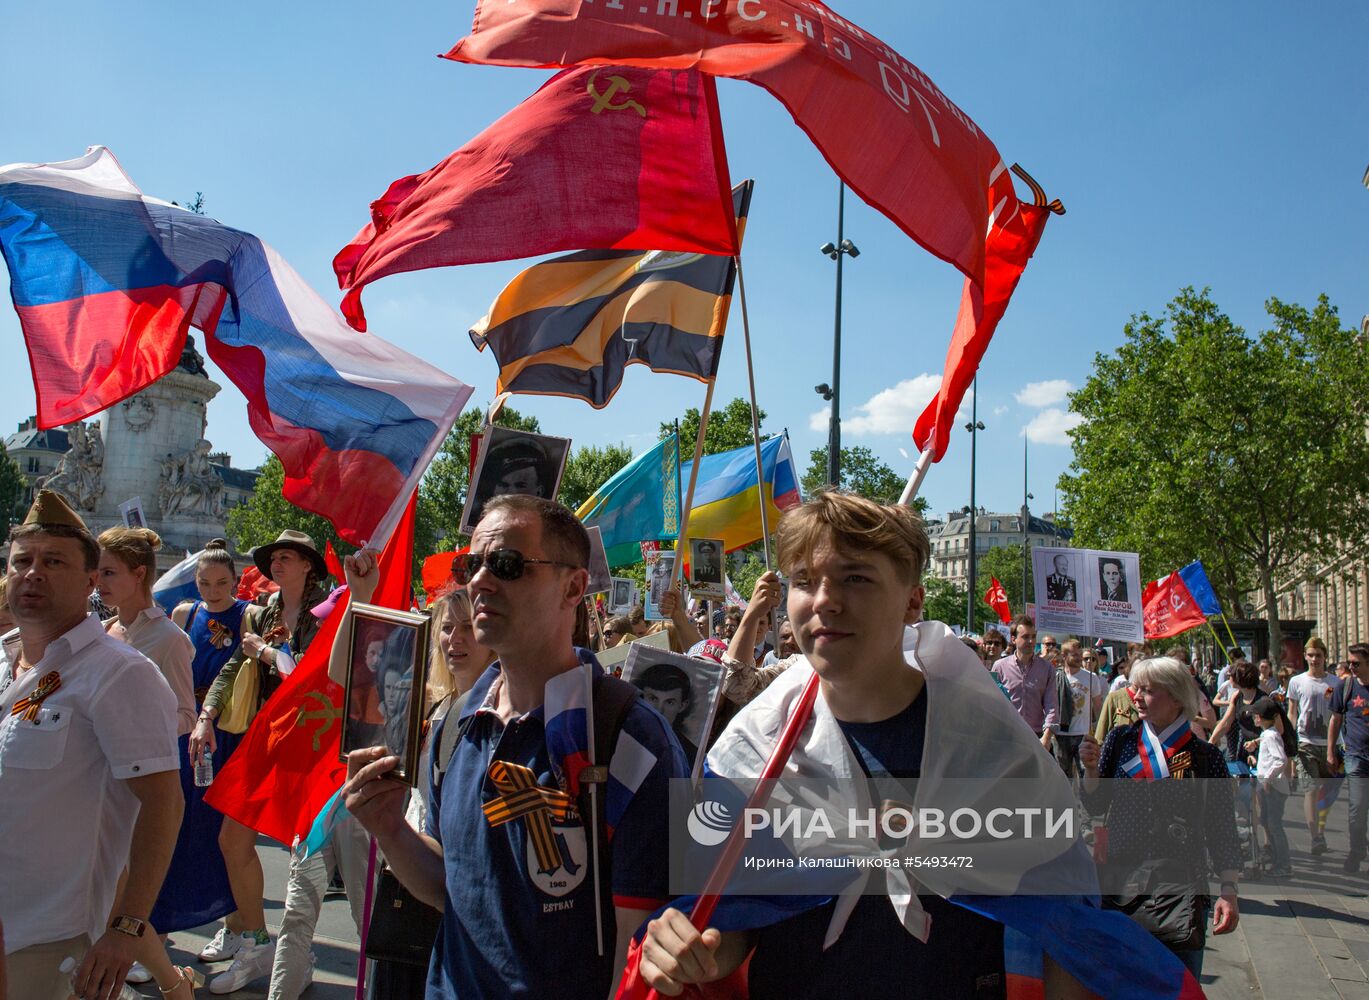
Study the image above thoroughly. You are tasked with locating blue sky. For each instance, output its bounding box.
[3,2,1366,525]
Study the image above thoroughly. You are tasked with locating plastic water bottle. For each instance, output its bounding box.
[194,748,214,787]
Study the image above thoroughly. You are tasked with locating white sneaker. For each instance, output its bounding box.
[198,926,245,962]
[126,960,153,983]
[208,939,275,995]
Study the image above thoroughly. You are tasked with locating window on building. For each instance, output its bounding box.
[26,457,39,474]
[990,519,1000,531]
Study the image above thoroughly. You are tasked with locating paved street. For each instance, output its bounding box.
[125,792,1369,999]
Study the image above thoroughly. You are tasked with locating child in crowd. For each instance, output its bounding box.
[1247,697,1294,878]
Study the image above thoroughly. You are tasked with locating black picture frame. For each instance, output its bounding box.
[339,603,432,785]
[459,426,572,534]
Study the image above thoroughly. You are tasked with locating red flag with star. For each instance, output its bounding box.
[205,495,417,844]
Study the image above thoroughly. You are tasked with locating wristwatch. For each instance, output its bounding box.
[111,914,148,938]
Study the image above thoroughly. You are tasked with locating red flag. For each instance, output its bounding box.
[984,575,1012,625]
[448,1,1011,284]
[1142,572,1208,641]
[205,495,418,845]
[235,565,279,601]
[323,541,346,584]
[443,2,1059,463]
[421,547,468,603]
[333,65,737,331]
[914,173,1059,462]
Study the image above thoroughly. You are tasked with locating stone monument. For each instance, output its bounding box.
[35,336,248,568]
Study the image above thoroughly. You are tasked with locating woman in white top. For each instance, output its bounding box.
[96,526,200,998]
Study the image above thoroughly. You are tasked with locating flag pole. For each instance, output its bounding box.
[898,447,936,506]
[1204,618,1226,659]
[733,254,772,571]
[671,380,716,590]
[1219,613,1241,652]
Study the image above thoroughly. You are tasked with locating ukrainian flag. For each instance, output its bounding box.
[681,435,801,553]
[576,432,681,567]
[470,182,753,408]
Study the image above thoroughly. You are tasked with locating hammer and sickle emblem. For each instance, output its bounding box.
[295,690,344,752]
[587,69,646,118]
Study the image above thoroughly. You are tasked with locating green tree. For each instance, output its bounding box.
[974,544,1034,630]
[801,445,928,515]
[0,450,26,538]
[659,397,767,457]
[922,575,969,628]
[556,442,634,512]
[1059,288,1369,663]
[225,456,351,558]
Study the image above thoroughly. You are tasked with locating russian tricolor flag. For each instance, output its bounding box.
[0,147,472,546]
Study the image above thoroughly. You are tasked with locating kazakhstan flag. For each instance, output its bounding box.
[577,432,681,567]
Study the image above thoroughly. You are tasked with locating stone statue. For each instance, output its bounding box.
[39,421,105,512]
[159,438,224,517]
[178,334,209,377]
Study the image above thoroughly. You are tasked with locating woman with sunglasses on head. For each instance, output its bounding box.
[96,527,201,998]
[195,530,331,995]
[332,555,497,997]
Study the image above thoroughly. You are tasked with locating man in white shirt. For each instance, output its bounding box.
[1288,637,1337,855]
[1053,640,1107,783]
[0,491,182,1000]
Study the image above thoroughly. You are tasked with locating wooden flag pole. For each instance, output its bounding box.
[671,379,716,590]
[1219,613,1241,653]
[734,255,772,571]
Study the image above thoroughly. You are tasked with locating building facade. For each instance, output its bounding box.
[925,508,1073,590]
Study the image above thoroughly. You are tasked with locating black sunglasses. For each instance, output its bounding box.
[453,549,577,584]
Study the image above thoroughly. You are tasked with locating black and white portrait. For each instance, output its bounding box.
[1045,553,1077,603]
[1098,558,1129,603]
[688,537,725,600]
[585,525,612,596]
[645,552,675,620]
[460,426,571,533]
[609,577,635,615]
[340,604,431,785]
[622,645,723,770]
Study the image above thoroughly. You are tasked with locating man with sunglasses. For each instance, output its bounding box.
[344,495,687,1000]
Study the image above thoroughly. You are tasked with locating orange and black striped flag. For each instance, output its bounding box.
[469,181,753,408]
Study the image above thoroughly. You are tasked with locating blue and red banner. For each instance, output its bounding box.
[0,147,471,547]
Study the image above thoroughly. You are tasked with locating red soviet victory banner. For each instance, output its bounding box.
[1142,572,1209,641]
[205,495,418,845]
[913,172,1060,462]
[334,65,738,331]
[446,0,1016,285]
[985,575,1012,625]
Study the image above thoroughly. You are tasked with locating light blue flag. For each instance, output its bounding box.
[576,433,681,567]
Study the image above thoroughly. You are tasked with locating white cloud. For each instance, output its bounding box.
[1022,408,1084,445]
[992,405,1010,417]
[808,407,830,433]
[1014,379,1074,408]
[843,374,948,435]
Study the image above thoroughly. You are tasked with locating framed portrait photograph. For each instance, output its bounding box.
[119,495,147,529]
[339,603,431,785]
[687,537,725,600]
[644,551,675,621]
[585,525,612,596]
[622,644,724,769]
[609,577,637,615]
[460,426,572,534]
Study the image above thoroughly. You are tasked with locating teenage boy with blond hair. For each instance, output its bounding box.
[634,491,1109,999]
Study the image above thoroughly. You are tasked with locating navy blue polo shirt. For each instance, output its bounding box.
[424,662,686,999]
[1331,676,1369,760]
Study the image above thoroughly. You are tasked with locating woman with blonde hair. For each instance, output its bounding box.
[96,526,200,997]
[1081,656,1242,977]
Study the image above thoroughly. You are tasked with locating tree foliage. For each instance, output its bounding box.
[0,450,26,539]
[660,397,767,457]
[921,575,969,629]
[801,444,927,515]
[974,543,1034,630]
[557,442,634,513]
[225,456,350,557]
[1059,288,1369,662]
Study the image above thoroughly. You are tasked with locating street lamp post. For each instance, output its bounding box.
[965,376,985,631]
[1021,436,1034,608]
[815,181,860,487]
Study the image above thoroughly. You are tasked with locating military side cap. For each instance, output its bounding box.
[24,489,88,530]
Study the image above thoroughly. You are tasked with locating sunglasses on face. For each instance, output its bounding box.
[453,548,576,585]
